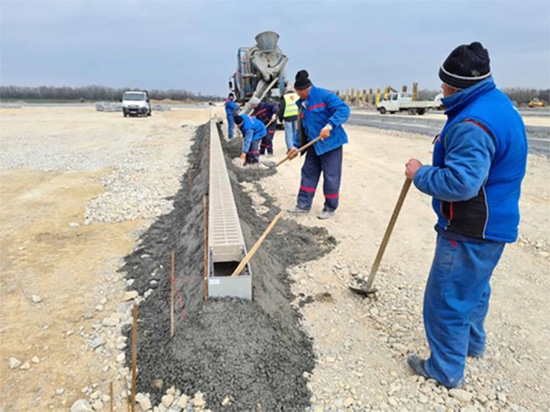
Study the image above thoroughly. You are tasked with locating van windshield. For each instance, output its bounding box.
[123,93,146,101]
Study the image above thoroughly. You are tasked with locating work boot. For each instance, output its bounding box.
[407,355,430,379]
[287,206,310,214]
[317,208,335,220]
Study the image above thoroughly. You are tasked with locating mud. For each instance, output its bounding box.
[120,123,336,411]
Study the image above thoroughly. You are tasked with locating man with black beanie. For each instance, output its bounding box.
[404,42,527,388]
[287,70,350,219]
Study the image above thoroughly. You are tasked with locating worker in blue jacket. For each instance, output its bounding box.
[224,93,240,139]
[287,70,350,219]
[251,101,278,156]
[234,114,266,166]
[405,42,527,388]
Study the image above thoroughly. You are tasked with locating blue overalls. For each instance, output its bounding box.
[293,86,350,212]
[252,102,278,155]
[225,98,240,139]
[413,78,527,387]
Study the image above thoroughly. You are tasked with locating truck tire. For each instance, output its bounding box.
[379,107,387,115]
[389,111,396,114]
[147,110,152,117]
[123,111,128,118]
[417,109,426,115]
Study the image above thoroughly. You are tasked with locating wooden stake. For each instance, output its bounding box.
[109,382,114,412]
[203,195,208,300]
[131,304,138,412]
[170,250,175,337]
[123,376,130,412]
[231,211,283,276]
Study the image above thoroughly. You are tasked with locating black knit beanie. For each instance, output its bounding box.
[294,70,312,90]
[234,115,243,125]
[439,42,491,89]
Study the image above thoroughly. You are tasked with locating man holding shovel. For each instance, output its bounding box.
[404,42,527,388]
[287,70,350,219]
[251,100,278,157]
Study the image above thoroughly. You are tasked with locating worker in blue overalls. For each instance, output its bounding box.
[234,114,266,167]
[251,101,278,157]
[224,93,240,139]
[287,70,350,220]
[405,42,527,388]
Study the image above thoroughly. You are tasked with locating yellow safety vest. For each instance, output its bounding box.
[283,93,299,118]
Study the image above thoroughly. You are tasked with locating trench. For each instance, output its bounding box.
[120,122,337,411]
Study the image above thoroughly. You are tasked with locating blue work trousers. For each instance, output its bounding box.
[260,125,276,155]
[227,115,235,139]
[424,233,505,388]
[284,120,297,151]
[297,146,343,211]
[245,139,260,165]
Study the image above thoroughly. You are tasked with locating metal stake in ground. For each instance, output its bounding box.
[203,195,209,299]
[170,251,175,337]
[131,304,138,412]
[231,211,283,276]
[349,178,412,297]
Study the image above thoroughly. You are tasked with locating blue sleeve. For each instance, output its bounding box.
[293,121,300,148]
[242,129,254,153]
[414,122,496,202]
[325,92,350,128]
[230,101,239,113]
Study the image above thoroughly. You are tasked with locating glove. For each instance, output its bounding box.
[240,153,246,161]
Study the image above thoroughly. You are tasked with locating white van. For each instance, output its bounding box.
[122,91,151,117]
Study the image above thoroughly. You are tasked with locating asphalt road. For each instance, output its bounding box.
[348,112,550,156]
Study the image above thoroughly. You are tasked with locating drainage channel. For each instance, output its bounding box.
[207,119,251,300]
[121,121,336,411]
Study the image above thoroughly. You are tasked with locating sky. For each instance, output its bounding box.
[1,0,549,96]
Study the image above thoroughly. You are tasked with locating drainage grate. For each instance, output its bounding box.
[207,119,252,300]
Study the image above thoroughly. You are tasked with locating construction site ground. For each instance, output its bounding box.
[0,106,549,411]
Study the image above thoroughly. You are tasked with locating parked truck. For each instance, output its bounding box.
[122,90,151,117]
[377,91,441,115]
[228,31,288,115]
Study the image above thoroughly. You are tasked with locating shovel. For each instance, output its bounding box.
[262,135,323,168]
[349,177,412,297]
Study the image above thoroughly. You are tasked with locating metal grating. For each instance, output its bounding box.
[208,119,251,300]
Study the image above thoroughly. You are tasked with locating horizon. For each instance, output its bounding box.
[1,1,549,94]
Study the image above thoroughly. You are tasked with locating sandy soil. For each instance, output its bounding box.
[1,106,548,411]
[0,106,211,411]
[257,125,550,410]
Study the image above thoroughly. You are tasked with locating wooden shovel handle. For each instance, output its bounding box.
[364,178,412,290]
[231,211,283,276]
[276,135,323,167]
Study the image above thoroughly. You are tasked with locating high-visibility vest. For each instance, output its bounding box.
[283,93,299,118]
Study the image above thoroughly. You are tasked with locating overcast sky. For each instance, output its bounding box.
[1,0,549,95]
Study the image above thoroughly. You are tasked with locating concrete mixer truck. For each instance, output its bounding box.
[229,31,288,115]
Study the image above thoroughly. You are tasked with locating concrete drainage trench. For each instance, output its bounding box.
[120,121,337,411]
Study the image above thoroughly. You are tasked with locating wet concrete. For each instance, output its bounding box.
[120,123,337,411]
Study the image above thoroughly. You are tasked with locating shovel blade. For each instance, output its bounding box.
[348,285,378,297]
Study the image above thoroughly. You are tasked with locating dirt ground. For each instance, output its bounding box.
[0,107,209,411]
[1,106,549,411]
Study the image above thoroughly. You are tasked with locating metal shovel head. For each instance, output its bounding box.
[348,284,378,297]
[348,276,377,297]
[261,160,277,168]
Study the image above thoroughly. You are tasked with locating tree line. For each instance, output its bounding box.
[0,85,221,102]
[1,85,548,107]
